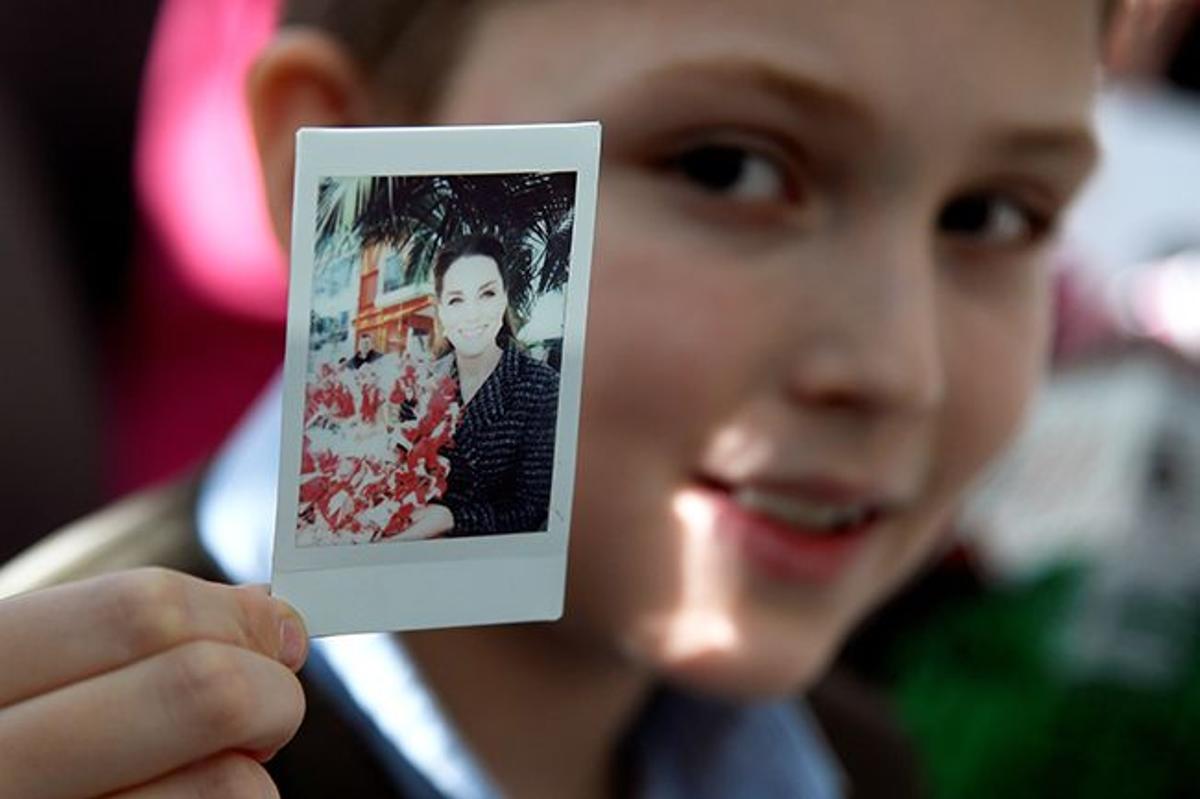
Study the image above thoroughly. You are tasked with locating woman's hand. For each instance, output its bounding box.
[0,568,309,799]
[389,504,455,541]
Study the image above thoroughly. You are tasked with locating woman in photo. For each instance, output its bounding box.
[400,234,559,539]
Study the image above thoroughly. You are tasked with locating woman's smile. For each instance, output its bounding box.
[455,323,493,340]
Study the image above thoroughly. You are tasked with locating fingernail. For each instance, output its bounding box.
[278,612,308,670]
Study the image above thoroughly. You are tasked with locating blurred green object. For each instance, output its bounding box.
[889,566,1200,798]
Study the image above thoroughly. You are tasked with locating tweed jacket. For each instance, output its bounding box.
[441,345,559,536]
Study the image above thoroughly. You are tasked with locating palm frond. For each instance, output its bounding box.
[317,171,578,318]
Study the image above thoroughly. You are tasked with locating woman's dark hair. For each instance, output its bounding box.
[432,234,517,351]
[433,234,508,297]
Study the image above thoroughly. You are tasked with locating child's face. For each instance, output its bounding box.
[267,0,1101,695]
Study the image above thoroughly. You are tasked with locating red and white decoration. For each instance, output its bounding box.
[298,347,460,545]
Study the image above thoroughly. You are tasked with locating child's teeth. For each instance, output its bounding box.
[733,488,869,533]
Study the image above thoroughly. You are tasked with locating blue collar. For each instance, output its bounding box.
[197,377,843,798]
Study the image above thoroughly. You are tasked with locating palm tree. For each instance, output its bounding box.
[315,172,578,328]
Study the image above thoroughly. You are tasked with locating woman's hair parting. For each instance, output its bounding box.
[433,234,508,297]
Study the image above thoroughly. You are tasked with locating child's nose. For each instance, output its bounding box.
[782,234,946,417]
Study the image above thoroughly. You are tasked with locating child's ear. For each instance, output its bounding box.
[248,30,373,248]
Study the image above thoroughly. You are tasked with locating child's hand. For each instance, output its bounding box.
[0,568,308,798]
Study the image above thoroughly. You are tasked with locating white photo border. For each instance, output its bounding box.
[271,124,601,636]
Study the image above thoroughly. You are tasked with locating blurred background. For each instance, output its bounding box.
[0,1,1197,796]
[836,5,1200,796]
[0,0,285,562]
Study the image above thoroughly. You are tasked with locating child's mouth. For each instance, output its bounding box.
[691,477,897,583]
[729,487,884,535]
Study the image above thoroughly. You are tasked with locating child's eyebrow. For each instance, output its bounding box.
[624,57,882,135]
[988,127,1100,174]
[602,57,1100,170]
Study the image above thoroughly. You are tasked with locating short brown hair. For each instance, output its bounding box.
[282,0,486,116]
[283,0,1127,112]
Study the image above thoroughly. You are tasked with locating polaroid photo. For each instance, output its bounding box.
[271,124,601,636]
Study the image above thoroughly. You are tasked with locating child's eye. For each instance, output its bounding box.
[938,192,1050,249]
[447,297,463,306]
[669,144,792,203]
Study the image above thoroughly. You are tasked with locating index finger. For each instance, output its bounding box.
[0,568,308,709]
